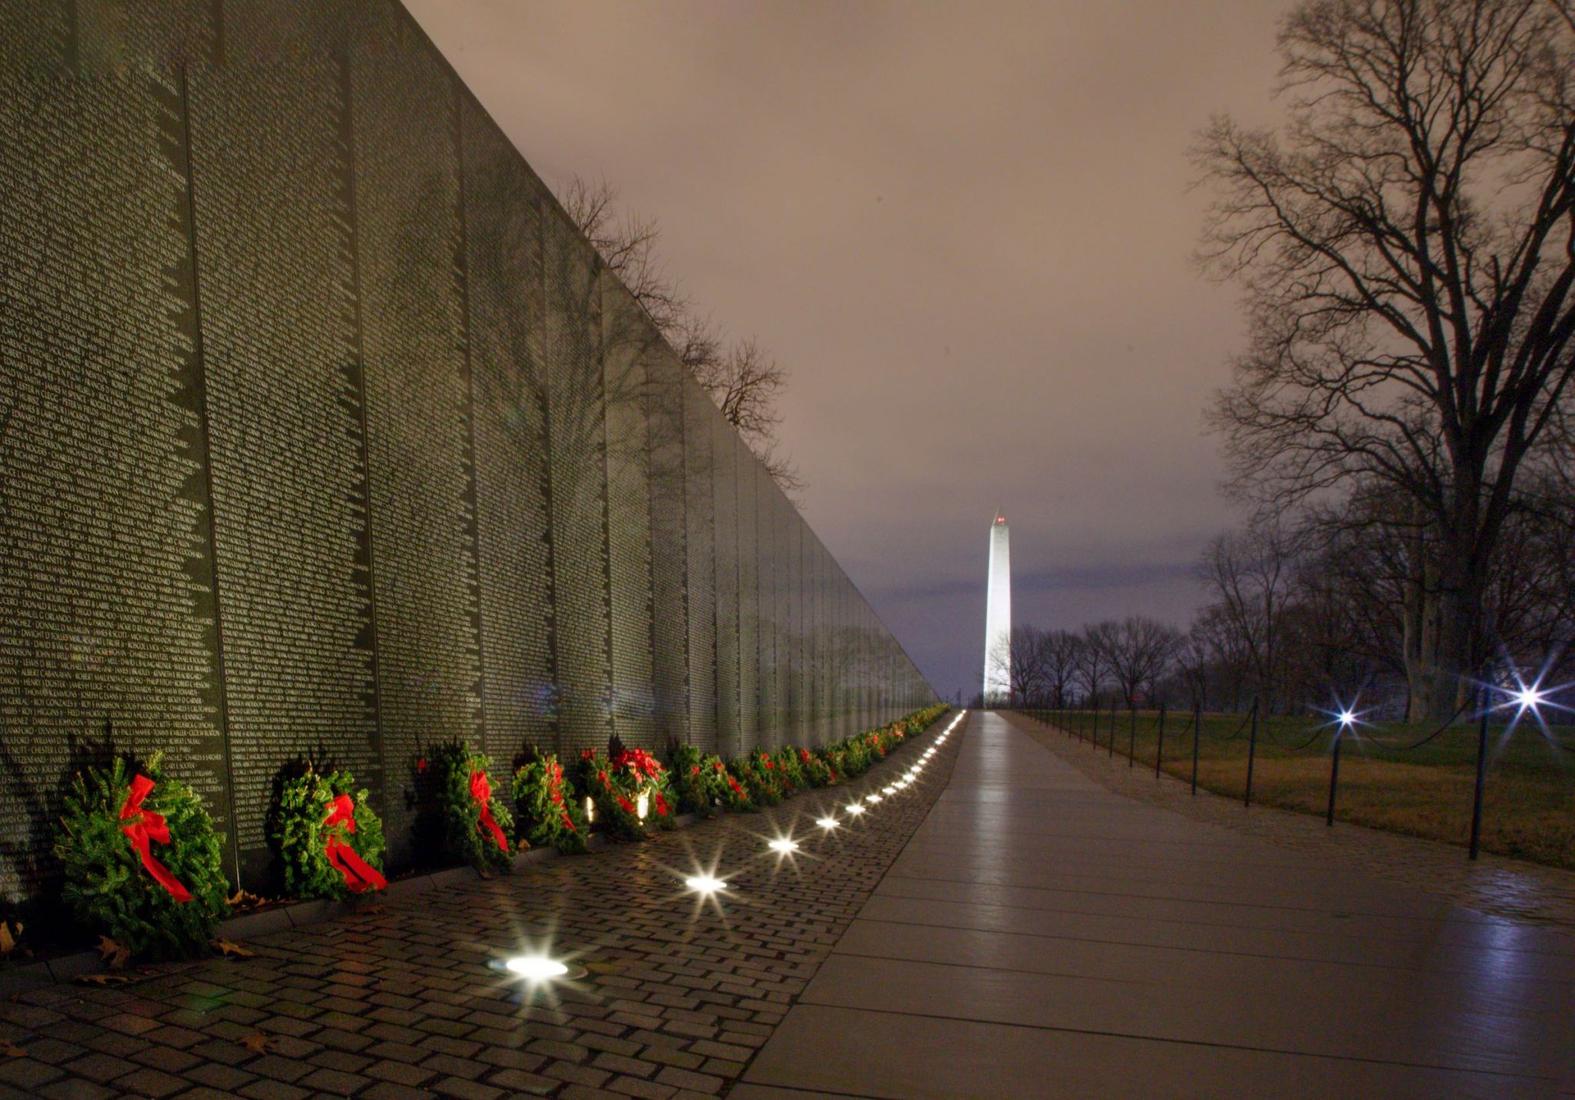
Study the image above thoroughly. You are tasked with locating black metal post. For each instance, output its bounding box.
[1155,702,1166,779]
[1191,701,1201,795]
[1469,679,1490,860]
[1244,697,1259,807]
[1325,722,1343,826]
[1107,698,1116,758]
[1127,707,1136,767]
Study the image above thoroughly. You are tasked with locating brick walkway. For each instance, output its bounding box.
[1015,712,1575,930]
[0,724,961,1100]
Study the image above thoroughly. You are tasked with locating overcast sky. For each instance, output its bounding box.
[405,0,1293,703]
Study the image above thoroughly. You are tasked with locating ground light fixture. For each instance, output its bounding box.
[768,837,799,854]
[684,874,727,895]
[845,803,865,816]
[817,816,839,830]
[491,953,588,983]
[865,793,882,804]
[505,955,566,979]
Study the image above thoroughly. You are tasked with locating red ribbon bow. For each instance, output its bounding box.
[322,794,387,893]
[470,771,508,853]
[119,775,193,903]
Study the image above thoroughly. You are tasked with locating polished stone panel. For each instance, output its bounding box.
[742,711,1575,1096]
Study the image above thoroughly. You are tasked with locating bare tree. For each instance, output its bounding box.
[1073,628,1106,707]
[558,175,686,335]
[558,174,804,495]
[1093,617,1182,711]
[1199,519,1297,711]
[1175,625,1214,709]
[1039,629,1083,709]
[691,338,804,494]
[1195,0,1575,718]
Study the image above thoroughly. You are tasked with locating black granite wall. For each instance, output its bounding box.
[0,0,935,902]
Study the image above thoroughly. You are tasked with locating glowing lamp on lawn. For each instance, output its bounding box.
[1513,686,1545,713]
[685,874,726,895]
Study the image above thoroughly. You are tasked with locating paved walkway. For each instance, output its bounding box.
[3,711,1571,1098]
[736,711,1575,1098]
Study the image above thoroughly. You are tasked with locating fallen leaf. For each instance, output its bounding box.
[96,936,130,970]
[211,939,255,959]
[75,972,137,987]
[0,1040,24,1058]
[227,889,268,912]
[0,921,16,957]
[239,1032,270,1054]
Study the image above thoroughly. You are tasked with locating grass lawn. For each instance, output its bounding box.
[1023,707,1575,870]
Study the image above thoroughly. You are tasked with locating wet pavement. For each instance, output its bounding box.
[736,710,1575,1098]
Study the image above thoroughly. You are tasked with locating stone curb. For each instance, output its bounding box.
[0,715,949,995]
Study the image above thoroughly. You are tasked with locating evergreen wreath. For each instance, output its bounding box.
[795,746,835,787]
[839,737,872,776]
[55,752,230,960]
[420,741,514,872]
[609,741,676,831]
[574,748,646,840]
[732,753,782,805]
[865,728,890,760]
[268,763,386,900]
[511,753,588,854]
[667,742,721,817]
[772,747,806,794]
[713,757,755,812]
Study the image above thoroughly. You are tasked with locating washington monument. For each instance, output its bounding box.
[982,513,1011,705]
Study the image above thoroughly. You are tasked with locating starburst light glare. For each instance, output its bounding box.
[503,955,569,980]
[1514,685,1545,712]
[768,837,799,854]
[817,816,839,830]
[684,874,726,894]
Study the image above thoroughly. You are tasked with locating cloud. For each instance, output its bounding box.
[404,0,1291,703]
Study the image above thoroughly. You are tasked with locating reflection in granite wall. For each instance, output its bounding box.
[0,0,935,904]
[648,346,689,746]
[460,98,557,765]
[682,377,718,754]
